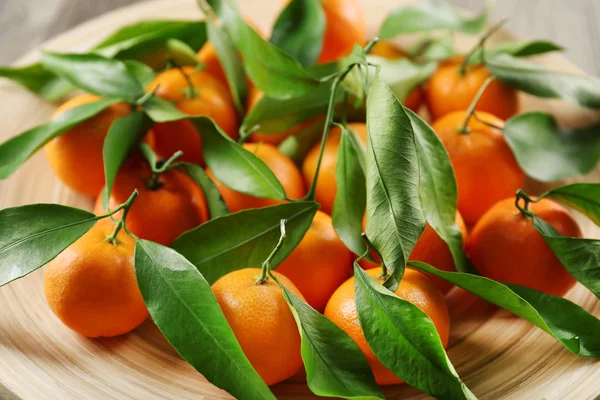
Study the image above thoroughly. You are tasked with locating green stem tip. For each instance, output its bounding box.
[257,219,288,284]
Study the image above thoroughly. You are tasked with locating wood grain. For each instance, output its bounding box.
[0,0,600,399]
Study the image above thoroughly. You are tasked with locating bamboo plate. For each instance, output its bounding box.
[1,0,600,399]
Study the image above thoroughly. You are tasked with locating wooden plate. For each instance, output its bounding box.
[1,0,600,398]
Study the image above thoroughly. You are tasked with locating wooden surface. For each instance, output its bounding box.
[1,0,600,399]
[2,0,600,76]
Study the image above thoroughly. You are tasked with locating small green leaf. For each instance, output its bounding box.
[270,0,326,67]
[0,98,120,179]
[379,2,488,39]
[0,204,96,286]
[123,60,156,88]
[407,108,471,273]
[142,96,189,122]
[102,112,153,209]
[207,0,320,99]
[353,265,475,399]
[179,163,230,218]
[40,52,144,101]
[532,216,600,299]
[190,117,286,200]
[503,112,600,182]
[468,40,563,66]
[0,64,72,101]
[281,285,384,399]
[541,183,600,226]
[333,125,367,256]
[171,202,318,284]
[207,19,248,115]
[277,119,325,165]
[367,56,436,103]
[413,34,455,61]
[134,240,275,400]
[365,75,425,287]
[487,54,600,109]
[409,261,600,357]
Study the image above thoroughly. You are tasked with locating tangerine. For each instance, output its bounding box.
[469,197,581,297]
[324,268,450,385]
[318,0,366,63]
[211,268,304,386]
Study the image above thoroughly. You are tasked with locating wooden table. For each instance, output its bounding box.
[1,0,600,76]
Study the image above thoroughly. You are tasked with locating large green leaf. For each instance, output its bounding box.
[532,216,600,299]
[467,40,563,66]
[134,240,275,400]
[0,204,96,286]
[206,0,320,99]
[179,163,230,219]
[0,98,120,179]
[0,64,72,101]
[367,56,436,103]
[332,125,367,256]
[540,183,600,226]
[354,265,475,399]
[189,117,286,200]
[379,2,487,39]
[102,111,154,208]
[40,52,144,102]
[487,54,600,109]
[365,75,425,288]
[281,286,384,399]
[503,112,600,182]
[406,108,471,273]
[171,202,318,284]
[409,261,600,357]
[270,0,326,67]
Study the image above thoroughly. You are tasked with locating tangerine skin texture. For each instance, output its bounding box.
[431,111,525,226]
[318,0,366,63]
[207,143,305,213]
[211,268,305,386]
[302,123,367,215]
[469,198,582,297]
[426,57,519,121]
[45,94,130,198]
[44,220,148,338]
[359,212,468,294]
[276,210,352,311]
[324,268,450,385]
[94,163,208,246]
[147,67,238,165]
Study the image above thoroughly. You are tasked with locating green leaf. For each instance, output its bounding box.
[406,108,471,273]
[414,34,455,62]
[207,0,320,99]
[281,285,384,399]
[134,239,275,400]
[270,0,326,67]
[487,54,600,109]
[532,216,600,299]
[0,98,120,179]
[102,111,153,209]
[367,56,436,103]
[179,163,230,218]
[0,64,72,101]
[189,117,286,200]
[409,261,600,357]
[241,81,336,134]
[365,75,425,288]
[468,40,563,66]
[40,52,145,101]
[379,2,488,39]
[503,112,600,182]
[353,265,475,399]
[171,202,318,284]
[0,204,96,286]
[142,96,189,122]
[207,19,248,115]
[123,60,156,88]
[541,183,600,226]
[333,125,367,256]
[277,119,325,165]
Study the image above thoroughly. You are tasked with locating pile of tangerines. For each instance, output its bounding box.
[1,0,599,398]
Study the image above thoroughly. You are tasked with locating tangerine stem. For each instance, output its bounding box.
[360,233,389,280]
[146,150,184,190]
[169,59,196,99]
[257,219,288,284]
[472,111,504,131]
[104,190,139,245]
[459,19,508,76]
[515,189,537,218]
[458,75,496,134]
